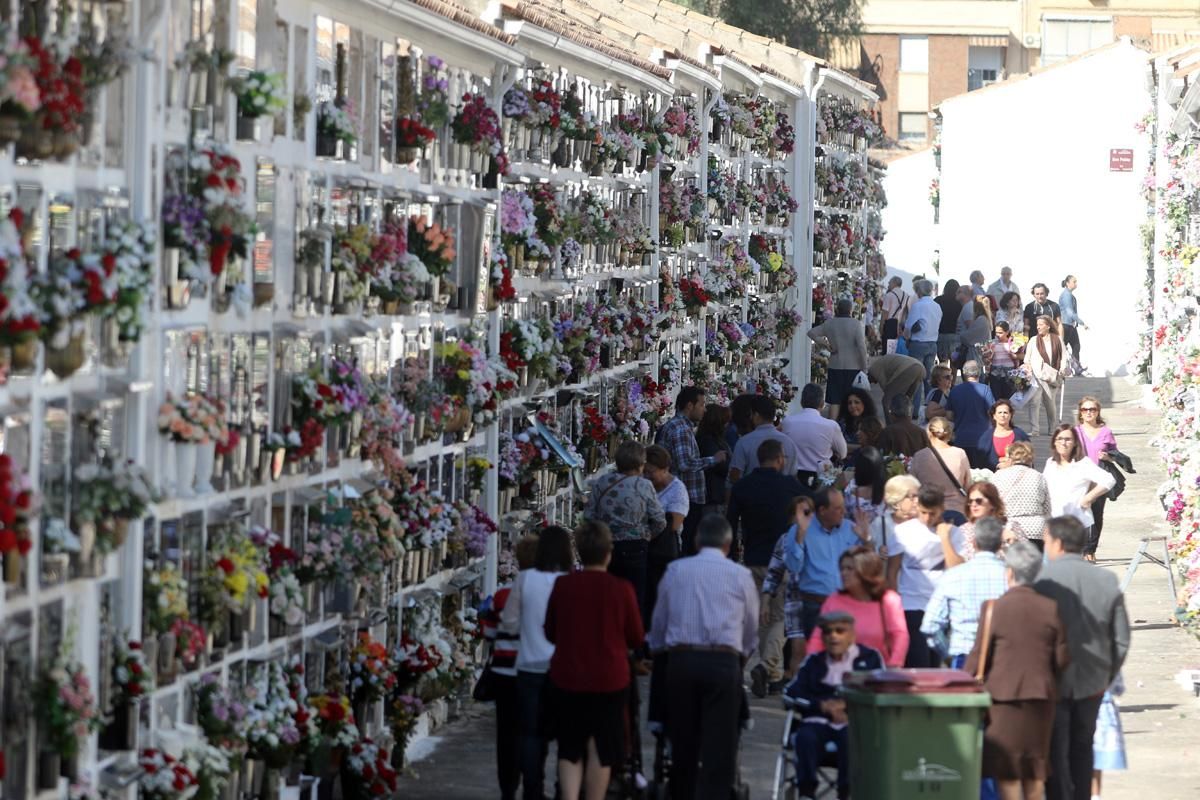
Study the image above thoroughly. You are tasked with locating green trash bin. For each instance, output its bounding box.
[843,669,991,800]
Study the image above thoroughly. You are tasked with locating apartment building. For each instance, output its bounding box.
[846,0,1200,142]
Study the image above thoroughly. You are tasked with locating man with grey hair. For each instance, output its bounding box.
[880,275,910,351]
[987,266,1020,303]
[649,514,758,800]
[1035,517,1130,800]
[1005,537,1043,586]
[921,518,1009,667]
[902,278,941,417]
[945,360,996,468]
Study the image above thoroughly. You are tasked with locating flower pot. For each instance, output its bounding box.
[0,112,22,147]
[229,607,251,644]
[41,552,70,585]
[316,131,338,157]
[237,115,259,141]
[396,145,420,164]
[10,338,38,372]
[99,701,138,751]
[16,125,54,160]
[194,439,217,494]
[53,130,80,160]
[253,282,275,308]
[174,441,199,498]
[77,520,96,566]
[46,333,86,379]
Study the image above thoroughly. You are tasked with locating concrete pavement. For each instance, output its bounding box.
[396,377,1200,798]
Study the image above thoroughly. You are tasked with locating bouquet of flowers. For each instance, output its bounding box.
[436,340,515,425]
[349,632,398,704]
[295,522,349,584]
[580,405,614,447]
[417,55,451,127]
[0,453,34,559]
[0,36,42,120]
[499,189,548,259]
[343,739,399,799]
[144,561,190,635]
[183,742,231,800]
[317,99,358,145]
[502,86,530,122]
[172,618,207,669]
[489,246,516,302]
[24,35,85,137]
[101,220,157,342]
[173,145,254,277]
[109,640,154,707]
[230,70,286,118]
[451,92,508,175]
[38,651,102,759]
[30,245,116,349]
[532,184,565,248]
[663,101,700,157]
[679,276,709,312]
[158,393,228,445]
[137,749,199,800]
[201,523,269,625]
[773,111,795,154]
[268,567,304,626]
[241,660,312,768]
[395,115,436,149]
[196,673,248,759]
[406,215,456,277]
[454,502,497,558]
[387,694,424,764]
[527,79,562,131]
[307,693,358,748]
[73,459,159,531]
[0,208,41,348]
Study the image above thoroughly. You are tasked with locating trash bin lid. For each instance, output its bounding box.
[845,668,986,694]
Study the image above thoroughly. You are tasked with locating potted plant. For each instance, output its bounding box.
[137,749,199,800]
[73,459,159,564]
[316,99,356,158]
[100,639,153,751]
[229,70,285,141]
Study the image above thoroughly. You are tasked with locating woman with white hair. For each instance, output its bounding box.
[867,475,921,557]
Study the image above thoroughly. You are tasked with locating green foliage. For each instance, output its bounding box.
[717,0,864,60]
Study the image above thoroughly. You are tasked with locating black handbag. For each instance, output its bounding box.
[471,656,497,702]
[648,521,680,563]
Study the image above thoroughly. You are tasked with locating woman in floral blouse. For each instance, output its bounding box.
[585,440,665,624]
[989,441,1052,550]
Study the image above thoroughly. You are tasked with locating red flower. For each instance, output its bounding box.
[217,557,235,573]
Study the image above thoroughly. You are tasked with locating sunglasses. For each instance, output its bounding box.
[1054,437,1075,444]
[1081,407,1099,413]
[968,497,988,505]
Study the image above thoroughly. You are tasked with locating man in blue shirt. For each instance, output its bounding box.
[776,487,870,641]
[921,518,1009,667]
[946,361,996,468]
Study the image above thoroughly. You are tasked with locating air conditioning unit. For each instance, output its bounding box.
[1023,33,1042,49]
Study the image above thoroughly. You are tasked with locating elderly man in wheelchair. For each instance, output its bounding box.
[779,610,883,800]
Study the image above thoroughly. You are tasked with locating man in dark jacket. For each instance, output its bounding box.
[1035,516,1131,800]
[728,438,807,697]
[785,611,884,800]
[876,394,929,457]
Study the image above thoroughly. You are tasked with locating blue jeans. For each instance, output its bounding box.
[516,671,550,800]
[906,340,938,417]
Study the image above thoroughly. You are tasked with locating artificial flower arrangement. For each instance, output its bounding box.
[23,34,86,151]
[199,523,270,636]
[488,246,516,302]
[157,393,229,445]
[659,179,704,246]
[392,353,453,434]
[290,359,369,454]
[72,459,160,550]
[417,55,451,128]
[249,525,306,627]
[502,86,530,123]
[500,317,557,379]
[527,78,563,131]
[328,225,373,306]
[570,190,615,245]
[0,33,42,143]
[349,632,398,704]
[143,560,190,636]
[395,115,436,151]
[185,742,232,800]
[163,145,255,278]
[196,673,249,761]
[136,749,199,800]
[317,99,358,146]
[580,405,614,449]
[499,189,549,263]
[307,692,358,748]
[612,206,655,257]
[0,208,41,352]
[101,220,157,343]
[109,639,155,707]
[37,646,102,760]
[406,214,457,278]
[453,502,497,558]
[241,659,315,768]
[0,452,34,561]
[387,694,425,766]
[663,101,700,158]
[342,738,399,799]
[532,184,565,249]
[451,92,509,175]
[773,111,795,155]
[678,276,709,314]
[229,70,286,118]
[766,179,799,224]
[436,339,515,426]
[30,244,117,352]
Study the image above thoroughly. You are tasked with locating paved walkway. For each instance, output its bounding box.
[397,377,1200,798]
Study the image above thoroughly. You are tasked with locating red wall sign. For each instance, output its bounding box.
[1109,149,1134,172]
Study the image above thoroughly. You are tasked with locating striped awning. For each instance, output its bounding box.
[969,35,1009,48]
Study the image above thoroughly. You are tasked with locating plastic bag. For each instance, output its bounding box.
[896,337,909,355]
[1009,373,1039,410]
[852,371,871,391]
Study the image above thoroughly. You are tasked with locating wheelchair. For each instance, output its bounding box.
[771,695,845,800]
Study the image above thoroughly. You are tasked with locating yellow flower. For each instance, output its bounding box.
[457,369,470,379]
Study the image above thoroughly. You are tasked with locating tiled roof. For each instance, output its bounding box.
[405,0,517,45]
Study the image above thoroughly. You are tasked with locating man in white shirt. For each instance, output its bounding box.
[780,383,847,488]
[902,279,942,418]
[987,266,1019,304]
[884,485,967,667]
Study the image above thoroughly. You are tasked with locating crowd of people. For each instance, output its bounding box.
[475,269,1131,800]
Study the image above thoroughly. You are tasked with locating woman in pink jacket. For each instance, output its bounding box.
[806,545,909,667]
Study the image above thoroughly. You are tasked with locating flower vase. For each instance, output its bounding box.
[41,552,69,585]
[253,282,274,308]
[194,440,216,494]
[99,317,132,368]
[316,131,337,157]
[17,124,54,160]
[10,338,38,372]
[37,749,60,791]
[527,128,543,161]
[396,145,420,164]
[99,701,138,751]
[77,520,96,567]
[46,332,86,380]
[0,111,22,147]
[157,631,178,683]
[174,441,199,498]
[321,271,336,307]
[237,114,259,142]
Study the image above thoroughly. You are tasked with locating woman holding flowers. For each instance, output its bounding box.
[1023,315,1067,436]
[986,322,1022,400]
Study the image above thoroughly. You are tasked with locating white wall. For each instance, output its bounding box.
[938,40,1149,375]
[881,148,939,285]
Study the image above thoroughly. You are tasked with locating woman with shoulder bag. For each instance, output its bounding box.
[966,540,1070,800]
[908,417,971,522]
[585,440,666,626]
[1023,315,1067,436]
[870,475,922,558]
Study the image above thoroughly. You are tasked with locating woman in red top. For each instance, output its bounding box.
[977,398,1030,471]
[544,521,645,800]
